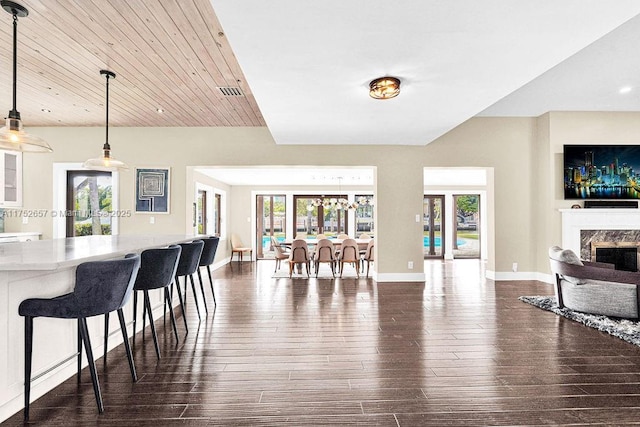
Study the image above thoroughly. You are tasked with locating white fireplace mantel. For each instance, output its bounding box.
[560,208,640,254]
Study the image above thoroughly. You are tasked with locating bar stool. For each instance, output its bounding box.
[173,240,205,331]
[18,254,140,421]
[130,245,182,359]
[197,236,220,306]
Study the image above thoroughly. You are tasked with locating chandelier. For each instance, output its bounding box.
[307,177,374,211]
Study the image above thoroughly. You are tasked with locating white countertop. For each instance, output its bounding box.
[0,232,41,236]
[0,234,205,271]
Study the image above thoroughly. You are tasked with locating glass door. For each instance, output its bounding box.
[196,189,207,234]
[256,195,286,258]
[453,194,480,259]
[66,171,113,237]
[423,195,444,258]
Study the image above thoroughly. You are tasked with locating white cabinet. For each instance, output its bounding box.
[0,150,22,207]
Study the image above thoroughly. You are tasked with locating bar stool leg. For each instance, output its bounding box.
[165,288,179,344]
[196,269,209,314]
[23,316,33,422]
[103,312,109,368]
[79,317,104,413]
[77,319,82,384]
[206,266,217,305]
[188,274,203,320]
[132,292,138,350]
[143,291,161,359]
[173,276,189,333]
[117,308,137,381]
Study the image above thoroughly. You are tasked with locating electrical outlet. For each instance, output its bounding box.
[408,261,414,269]
[512,262,518,272]
[150,216,155,224]
[22,216,28,224]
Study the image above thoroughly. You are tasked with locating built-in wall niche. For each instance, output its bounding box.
[0,150,22,207]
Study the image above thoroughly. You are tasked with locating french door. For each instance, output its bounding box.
[256,195,286,258]
[423,195,444,258]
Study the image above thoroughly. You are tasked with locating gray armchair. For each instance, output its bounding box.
[548,246,640,318]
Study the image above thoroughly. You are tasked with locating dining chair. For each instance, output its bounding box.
[231,233,252,263]
[337,233,350,240]
[362,239,375,278]
[271,236,290,273]
[313,238,336,278]
[288,239,311,278]
[19,254,140,421]
[338,238,360,278]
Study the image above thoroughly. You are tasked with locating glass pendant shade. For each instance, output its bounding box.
[0,117,52,152]
[0,0,52,152]
[83,144,128,172]
[84,69,128,172]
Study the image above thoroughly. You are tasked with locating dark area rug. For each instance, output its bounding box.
[519,295,640,347]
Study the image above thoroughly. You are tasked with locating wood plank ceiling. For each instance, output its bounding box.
[0,0,265,127]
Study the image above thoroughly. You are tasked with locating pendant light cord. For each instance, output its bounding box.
[10,12,18,118]
[104,72,110,151]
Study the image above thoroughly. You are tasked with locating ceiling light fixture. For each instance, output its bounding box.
[0,1,52,152]
[83,70,128,172]
[308,177,374,211]
[369,76,401,100]
[619,86,632,94]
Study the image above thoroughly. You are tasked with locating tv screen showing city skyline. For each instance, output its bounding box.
[564,144,640,199]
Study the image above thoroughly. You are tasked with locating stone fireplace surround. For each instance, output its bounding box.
[560,208,640,261]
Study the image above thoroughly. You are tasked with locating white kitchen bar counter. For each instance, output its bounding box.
[0,234,204,422]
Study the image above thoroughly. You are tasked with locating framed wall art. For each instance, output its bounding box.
[135,167,170,213]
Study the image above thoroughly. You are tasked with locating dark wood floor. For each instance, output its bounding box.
[7,259,640,426]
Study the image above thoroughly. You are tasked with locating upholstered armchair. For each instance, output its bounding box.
[548,246,640,318]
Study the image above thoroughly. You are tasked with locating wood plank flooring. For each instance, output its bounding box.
[7,260,640,426]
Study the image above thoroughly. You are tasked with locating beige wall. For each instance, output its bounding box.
[10,112,628,278]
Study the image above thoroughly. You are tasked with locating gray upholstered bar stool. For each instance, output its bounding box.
[197,236,220,306]
[129,245,182,359]
[173,240,205,331]
[18,254,140,421]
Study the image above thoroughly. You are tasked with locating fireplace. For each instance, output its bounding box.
[560,208,640,270]
[590,241,640,271]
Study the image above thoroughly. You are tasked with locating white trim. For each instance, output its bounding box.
[373,272,426,282]
[489,271,554,283]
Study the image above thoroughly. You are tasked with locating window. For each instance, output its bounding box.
[293,195,347,238]
[355,194,374,237]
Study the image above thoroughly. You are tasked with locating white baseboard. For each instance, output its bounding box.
[487,270,553,283]
[373,272,426,282]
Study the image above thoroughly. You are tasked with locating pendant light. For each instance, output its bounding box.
[83,70,128,172]
[0,1,52,152]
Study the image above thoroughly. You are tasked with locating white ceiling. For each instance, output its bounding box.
[196,166,375,186]
[210,0,640,146]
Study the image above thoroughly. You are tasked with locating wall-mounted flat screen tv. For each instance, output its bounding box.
[564,144,640,199]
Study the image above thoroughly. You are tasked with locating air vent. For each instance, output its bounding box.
[217,86,244,97]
